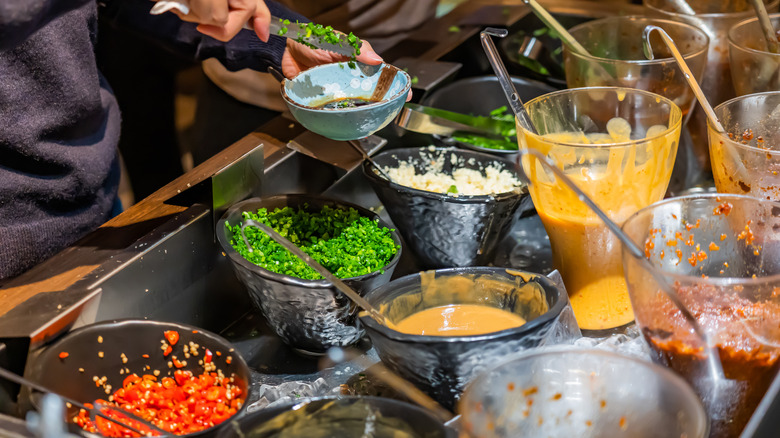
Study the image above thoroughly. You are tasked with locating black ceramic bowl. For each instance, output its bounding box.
[216,194,402,355]
[422,76,556,155]
[27,319,250,437]
[216,396,450,438]
[363,147,527,269]
[360,267,567,409]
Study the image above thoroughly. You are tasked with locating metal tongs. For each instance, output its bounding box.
[396,103,515,138]
[150,1,357,57]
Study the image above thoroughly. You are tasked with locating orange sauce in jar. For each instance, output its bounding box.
[521,128,677,330]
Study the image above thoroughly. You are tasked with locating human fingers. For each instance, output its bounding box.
[187,0,229,26]
[250,0,271,42]
[196,6,251,41]
[354,40,383,65]
[281,39,342,77]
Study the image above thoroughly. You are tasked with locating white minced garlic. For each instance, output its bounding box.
[382,149,521,196]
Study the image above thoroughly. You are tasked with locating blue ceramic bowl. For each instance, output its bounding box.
[281,62,411,141]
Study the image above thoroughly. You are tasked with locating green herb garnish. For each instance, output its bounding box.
[411,76,419,85]
[227,205,399,280]
[446,185,458,194]
[279,21,363,68]
[448,25,461,33]
[451,106,518,151]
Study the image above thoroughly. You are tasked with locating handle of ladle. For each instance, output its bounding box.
[480,28,538,134]
[642,25,724,133]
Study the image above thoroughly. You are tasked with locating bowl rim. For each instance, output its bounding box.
[709,91,780,157]
[29,319,251,437]
[362,146,528,203]
[565,16,710,66]
[359,267,566,344]
[521,86,683,149]
[728,12,780,57]
[216,193,403,288]
[645,0,779,19]
[222,395,449,436]
[281,62,412,112]
[459,346,709,436]
[622,193,780,286]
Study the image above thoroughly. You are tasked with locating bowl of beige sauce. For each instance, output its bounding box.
[360,267,568,409]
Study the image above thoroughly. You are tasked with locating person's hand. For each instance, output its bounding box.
[281,39,414,101]
[281,39,382,79]
[167,0,271,42]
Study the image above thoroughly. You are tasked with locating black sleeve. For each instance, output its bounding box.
[0,0,92,49]
[98,0,308,72]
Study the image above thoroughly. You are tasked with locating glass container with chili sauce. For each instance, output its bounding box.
[622,194,780,438]
[708,91,780,201]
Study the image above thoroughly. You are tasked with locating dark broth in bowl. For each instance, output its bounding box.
[316,97,376,109]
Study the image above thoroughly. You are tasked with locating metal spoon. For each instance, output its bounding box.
[519,1,616,85]
[521,0,590,57]
[642,25,749,183]
[0,366,166,436]
[750,0,780,54]
[239,219,390,326]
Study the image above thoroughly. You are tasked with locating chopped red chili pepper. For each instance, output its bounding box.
[142,354,149,359]
[163,345,172,357]
[74,369,243,437]
[58,352,69,360]
[203,349,213,364]
[163,330,179,346]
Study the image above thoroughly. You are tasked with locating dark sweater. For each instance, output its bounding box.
[0,1,304,280]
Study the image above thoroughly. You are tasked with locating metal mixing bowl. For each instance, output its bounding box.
[360,267,569,409]
[27,319,251,438]
[363,147,527,269]
[215,396,451,438]
[216,194,402,355]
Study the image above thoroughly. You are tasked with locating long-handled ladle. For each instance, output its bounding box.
[481,25,730,386]
[749,0,780,54]
[0,366,166,436]
[239,219,389,326]
[520,0,616,84]
[642,25,749,183]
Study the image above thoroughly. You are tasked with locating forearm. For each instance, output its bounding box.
[99,0,307,72]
